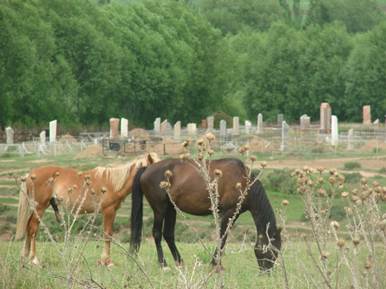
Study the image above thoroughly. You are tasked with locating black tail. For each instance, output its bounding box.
[50,197,62,223]
[130,166,146,253]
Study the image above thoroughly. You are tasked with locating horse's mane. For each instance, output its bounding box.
[251,175,277,233]
[92,155,150,192]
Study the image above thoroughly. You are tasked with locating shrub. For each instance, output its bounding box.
[379,167,386,174]
[342,172,362,184]
[262,169,297,194]
[343,161,361,170]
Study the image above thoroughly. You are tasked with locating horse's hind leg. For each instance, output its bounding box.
[153,209,167,268]
[27,206,46,266]
[163,206,182,266]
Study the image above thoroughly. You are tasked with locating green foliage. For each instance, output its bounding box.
[1,0,386,128]
[343,172,362,184]
[343,161,362,170]
[262,169,297,194]
[307,0,385,33]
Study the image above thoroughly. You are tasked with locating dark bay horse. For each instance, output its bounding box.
[130,158,282,271]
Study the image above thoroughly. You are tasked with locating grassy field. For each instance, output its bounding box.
[1,149,386,289]
[1,239,385,289]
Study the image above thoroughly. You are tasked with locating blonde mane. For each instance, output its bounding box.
[92,153,158,192]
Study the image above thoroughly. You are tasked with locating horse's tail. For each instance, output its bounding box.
[130,166,146,253]
[15,175,33,240]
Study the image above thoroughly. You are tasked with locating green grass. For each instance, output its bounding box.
[1,239,384,289]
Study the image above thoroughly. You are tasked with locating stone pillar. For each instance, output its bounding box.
[5,127,14,144]
[245,120,252,134]
[207,116,214,131]
[257,113,263,134]
[232,117,240,135]
[362,105,371,125]
[347,128,354,150]
[49,120,57,143]
[280,121,289,151]
[109,118,119,139]
[39,131,46,145]
[331,115,339,146]
[300,114,311,130]
[219,120,227,137]
[160,120,172,135]
[173,121,181,140]
[120,118,128,138]
[277,114,284,126]
[154,117,161,134]
[320,103,331,133]
[187,123,197,136]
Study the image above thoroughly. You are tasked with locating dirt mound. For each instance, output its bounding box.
[248,136,272,153]
[360,140,386,152]
[76,144,103,158]
[59,133,78,143]
[130,128,150,140]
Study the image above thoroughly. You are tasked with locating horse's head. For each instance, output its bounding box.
[254,226,282,272]
[135,152,160,168]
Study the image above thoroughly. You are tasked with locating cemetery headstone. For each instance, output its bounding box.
[109,118,119,139]
[120,118,128,138]
[331,115,339,146]
[49,120,57,143]
[320,103,331,133]
[362,105,371,125]
[5,127,14,144]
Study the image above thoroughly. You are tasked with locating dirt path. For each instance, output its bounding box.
[264,156,386,174]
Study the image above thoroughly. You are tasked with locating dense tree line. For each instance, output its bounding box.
[0,0,386,128]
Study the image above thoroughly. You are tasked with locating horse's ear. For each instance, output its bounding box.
[147,153,155,165]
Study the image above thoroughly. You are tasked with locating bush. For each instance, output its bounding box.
[342,172,362,184]
[343,161,361,170]
[262,169,297,194]
[379,167,386,174]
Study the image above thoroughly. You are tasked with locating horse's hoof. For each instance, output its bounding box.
[97,258,114,267]
[175,261,184,268]
[31,257,40,266]
[213,264,224,273]
[162,266,171,272]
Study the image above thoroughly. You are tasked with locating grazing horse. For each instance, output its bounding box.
[130,158,282,271]
[15,153,159,266]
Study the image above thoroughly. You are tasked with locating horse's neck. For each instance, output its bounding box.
[249,182,277,235]
[90,164,134,194]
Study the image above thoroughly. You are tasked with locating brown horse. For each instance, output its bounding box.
[130,158,282,271]
[16,153,159,266]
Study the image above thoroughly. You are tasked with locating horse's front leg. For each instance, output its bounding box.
[99,206,116,267]
[211,209,240,271]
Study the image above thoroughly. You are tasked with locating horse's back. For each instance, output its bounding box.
[140,158,249,215]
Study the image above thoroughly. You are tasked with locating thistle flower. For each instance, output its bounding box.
[182,140,190,148]
[160,181,170,189]
[341,191,349,198]
[235,182,242,190]
[164,170,173,178]
[352,238,360,246]
[281,200,289,206]
[330,221,340,230]
[260,161,267,169]
[250,156,257,162]
[55,171,60,177]
[214,169,223,178]
[205,132,215,142]
[101,187,107,194]
[336,239,346,248]
[196,138,204,146]
[20,176,26,182]
[30,174,37,181]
